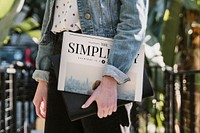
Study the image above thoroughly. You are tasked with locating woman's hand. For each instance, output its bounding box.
[33,80,48,119]
[82,76,117,118]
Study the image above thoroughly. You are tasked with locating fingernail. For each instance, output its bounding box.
[81,104,86,108]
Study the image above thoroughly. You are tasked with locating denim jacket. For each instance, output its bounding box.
[32,0,149,84]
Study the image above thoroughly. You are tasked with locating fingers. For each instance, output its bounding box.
[108,105,116,116]
[97,105,104,118]
[107,108,113,116]
[34,101,44,119]
[97,101,117,118]
[81,94,117,118]
[97,107,117,118]
[81,95,95,109]
[33,82,48,119]
[40,101,47,118]
[33,98,46,119]
[113,104,117,112]
[82,75,118,119]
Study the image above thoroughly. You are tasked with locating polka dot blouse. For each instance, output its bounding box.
[51,0,81,33]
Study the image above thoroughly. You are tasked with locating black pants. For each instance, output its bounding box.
[44,32,132,133]
[44,67,132,133]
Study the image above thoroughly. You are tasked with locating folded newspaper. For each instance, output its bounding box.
[58,32,144,102]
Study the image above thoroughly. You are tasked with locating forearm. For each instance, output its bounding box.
[103,0,148,84]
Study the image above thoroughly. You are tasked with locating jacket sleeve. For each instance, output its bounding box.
[32,0,55,82]
[102,0,149,84]
[32,42,54,82]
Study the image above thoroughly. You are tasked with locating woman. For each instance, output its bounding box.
[32,0,149,133]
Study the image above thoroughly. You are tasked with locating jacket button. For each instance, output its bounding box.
[84,13,91,20]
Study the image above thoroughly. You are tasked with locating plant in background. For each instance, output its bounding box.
[0,0,25,47]
[141,0,200,132]
[0,0,46,47]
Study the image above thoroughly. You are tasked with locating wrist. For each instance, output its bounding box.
[102,76,117,85]
[38,80,48,84]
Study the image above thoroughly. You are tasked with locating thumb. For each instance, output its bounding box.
[82,95,95,109]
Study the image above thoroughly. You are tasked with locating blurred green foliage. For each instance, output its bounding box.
[11,18,41,40]
[0,0,46,47]
[144,0,200,132]
[0,0,15,19]
[182,0,200,10]
[0,0,25,47]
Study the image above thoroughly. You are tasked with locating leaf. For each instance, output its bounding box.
[0,0,25,47]
[26,30,41,40]
[0,0,15,19]
[182,0,200,11]
[161,1,183,66]
[11,17,40,33]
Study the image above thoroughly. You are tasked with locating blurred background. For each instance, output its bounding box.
[0,0,199,133]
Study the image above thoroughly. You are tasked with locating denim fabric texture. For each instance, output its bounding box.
[32,0,149,84]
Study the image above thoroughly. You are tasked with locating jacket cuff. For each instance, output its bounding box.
[32,70,50,82]
[102,64,130,84]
